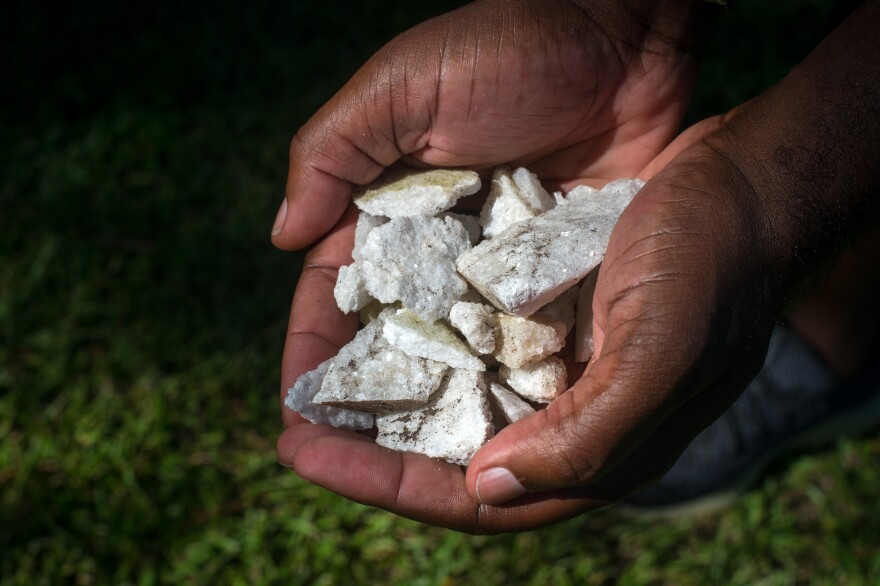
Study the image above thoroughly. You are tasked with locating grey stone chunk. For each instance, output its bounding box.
[574,267,599,363]
[488,382,535,424]
[479,166,555,239]
[361,215,471,322]
[383,309,485,371]
[353,167,481,218]
[500,356,567,403]
[334,263,372,314]
[492,313,566,368]
[313,313,448,413]
[284,359,374,430]
[441,212,482,245]
[448,301,497,355]
[457,179,643,317]
[376,369,493,465]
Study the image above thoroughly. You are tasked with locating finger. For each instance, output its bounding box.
[277,426,609,534]
[280,205,360,426]
[271,35,443,250]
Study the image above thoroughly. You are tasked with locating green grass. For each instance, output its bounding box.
[2,1,879,584]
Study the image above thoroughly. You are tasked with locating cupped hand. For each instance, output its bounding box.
[274,0,723,533]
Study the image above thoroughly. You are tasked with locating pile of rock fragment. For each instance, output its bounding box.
[286,165,644,465]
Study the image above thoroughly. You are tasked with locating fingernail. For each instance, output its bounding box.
[278,460,294,469]
[271,198,288,236]
[476,467,527,505]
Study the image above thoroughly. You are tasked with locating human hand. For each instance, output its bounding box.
[274,0,727,532]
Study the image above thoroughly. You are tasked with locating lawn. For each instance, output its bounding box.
[2,1,878,584]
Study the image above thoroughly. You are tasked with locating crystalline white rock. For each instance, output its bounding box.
[457,179,643,317]
[448,301,497,355]
[353,212,388,261]
[334,263,372,314]
[563,184,599,204]
[359,299,396,326]
[574,267,600,363]
[488,382,536,424]
[284,359,375,430]
[479,166,556,239]
[376,369,493,465]
[361,216,472,322]
[500,356,567,403]
[313,312,448,413]
[492,313,566,368]
[383,309,485,371]
[534,283,580,336]
[352,167,481,218]
[441,212,482,245]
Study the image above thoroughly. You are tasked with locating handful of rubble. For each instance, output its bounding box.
[285,165,644,465]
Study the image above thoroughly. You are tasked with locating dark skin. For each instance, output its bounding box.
[273,0,880,533]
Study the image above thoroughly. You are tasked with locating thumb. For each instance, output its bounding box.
[270,36,442,250]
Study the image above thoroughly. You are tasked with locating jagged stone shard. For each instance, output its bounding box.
[284,359,374,430]
[334,263,371,314]
[488,382,535,424]
[376,369,493,465]
[479,166,556,239]
[457,179,644,317]
[534,282,580,336]
[383,309,485,371]
[448,301,497,355]
[361,215,472,322]
[441,212,482,245]
[492,313,566,369]
[574,267,599,363]
[353,212,388,261]
[352,167,481,218]
[313,313,448,413]
[500,356,567,403]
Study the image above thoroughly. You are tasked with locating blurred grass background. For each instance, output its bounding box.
[2,0,879,584]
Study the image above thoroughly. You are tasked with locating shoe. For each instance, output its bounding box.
[620,325,880,517]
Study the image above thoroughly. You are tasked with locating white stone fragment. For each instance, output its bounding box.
[574,267,599,362]
[334,263,371,314]
[376,369,493,465]
[479,166,556,239]
[359,298,395,326]
[448,301,497,355]
[492,313,566,368]
[457,178,644,317]
[353,167,481,218]
[564,184,598,204]
[488,382,536,424]
[500,356,567,403]
[284,359,375,430]
[534,283,580,336]
[313,311,448,413]
[441,212,481,245]
[361,216,472,322]
[353,212,388,261]
[383,309,485,371]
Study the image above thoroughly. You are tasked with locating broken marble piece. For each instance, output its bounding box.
[479,167,556,239]
[352,167,481,218]
[456,179,643,317]
[284,358,375,430]
[441,212,482,245]
[360,215,472,322]
[353,212,388,261]
[383,309,485,371]
[359,298,394,325]
[488,382,536,424]
[534,282,581,336]
[574,267,599,363]
[334,263,371,314]
[500,356,567,403]
[448,301,497,355]
[376,369,493,465]
[313,311,448,413]
[492,313,566,369]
